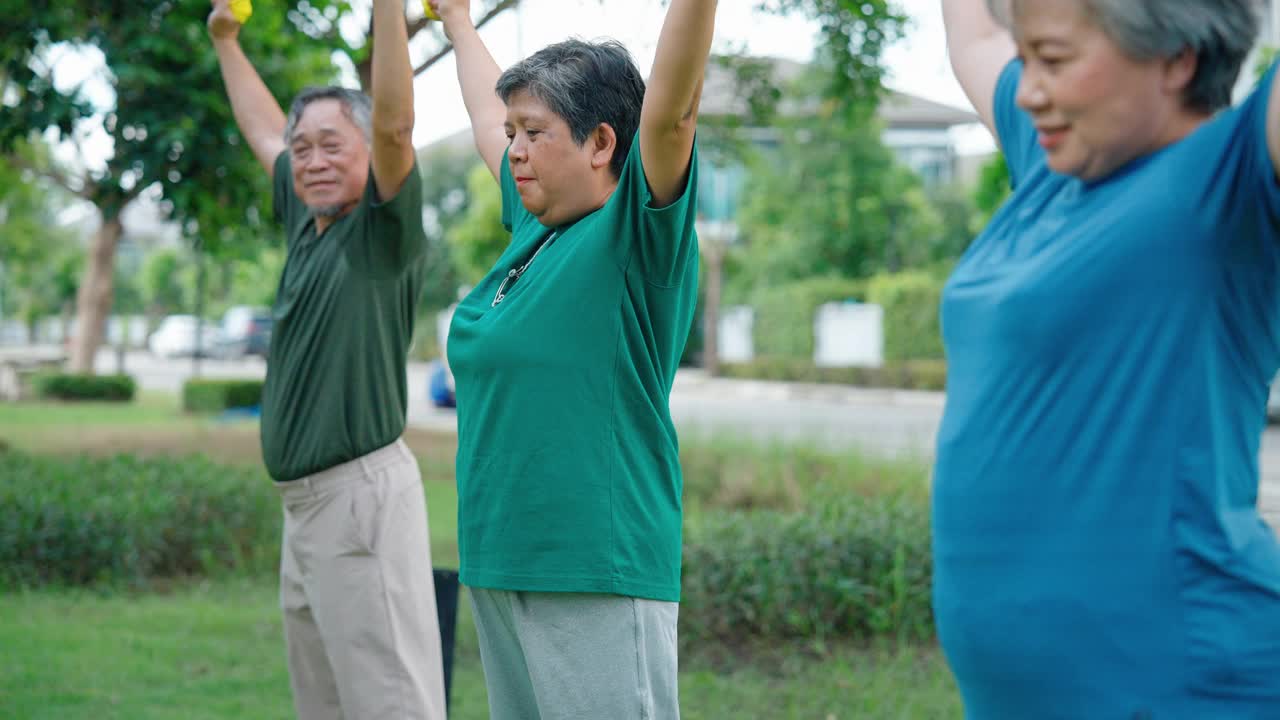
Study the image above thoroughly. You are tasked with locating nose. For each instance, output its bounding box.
[302,150,331,172]
[1015,66,1050,114]
[509,132,529,163]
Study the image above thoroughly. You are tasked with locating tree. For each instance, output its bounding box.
[447,163,509,287]
[972,152,1010,230]
[0,141,80,338]
[734,74,943,287]
[347,0,521,91]
[416,140,478,310]
[760,0,909,118]
[0,0,353,371]
[691,1,909,369]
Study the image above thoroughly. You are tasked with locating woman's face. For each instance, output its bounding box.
[1011,0,1198,181]
[504,90,614,227]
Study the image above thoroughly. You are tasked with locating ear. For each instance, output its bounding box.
[1163,48,1198,97]
[588,123,618,171]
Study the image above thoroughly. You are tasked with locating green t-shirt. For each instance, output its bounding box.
[447,139,700,602]
[261,152,427,481]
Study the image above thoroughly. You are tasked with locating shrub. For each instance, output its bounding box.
[182,379,264,413]
[865,271,945,362]
[681,490,933,646]
[680,436,931,513]
[719,358,947,391]
[751,278,868,360]
[35,373,136,402]
[0,452,279,589]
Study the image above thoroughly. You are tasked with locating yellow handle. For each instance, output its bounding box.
[421,0,440,20]
[230,0,252,23]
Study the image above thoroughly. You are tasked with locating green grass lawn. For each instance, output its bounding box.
[0,398,961,718]
[0,581,960,720]
[0,391,183,428]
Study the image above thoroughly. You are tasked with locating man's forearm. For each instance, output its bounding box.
[213,37,287,175]
[370,0,415,140]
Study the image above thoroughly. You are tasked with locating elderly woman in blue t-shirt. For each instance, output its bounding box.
[937,0,1280,716]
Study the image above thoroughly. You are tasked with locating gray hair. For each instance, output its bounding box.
[495,39,647,180]
[988,0,1262,113]
[283,86,373,145]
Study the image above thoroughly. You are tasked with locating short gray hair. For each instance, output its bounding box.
[495,39,647,180]
[284,86,373,144]
[989,0,1262,113]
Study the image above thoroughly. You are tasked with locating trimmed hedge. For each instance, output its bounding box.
[0,451,279,589]
[720,358,947,391]
[36,373,136,402]
[182,379,265,413]
[751,277,867,360]
[681,490,933,645]
[747,271,946,364]
[866,271,945,362]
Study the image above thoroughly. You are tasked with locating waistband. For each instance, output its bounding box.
[275,438,413,501]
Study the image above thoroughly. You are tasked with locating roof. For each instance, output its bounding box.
[700,56,976,129]
[420,55,977,154]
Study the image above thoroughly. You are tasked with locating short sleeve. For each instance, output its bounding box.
[993,60,1042,190]
[607,138,700,286]
[346,159,429,276]
[272,151,303,244]
[1231,62,1280,225]
[500,148,540,236]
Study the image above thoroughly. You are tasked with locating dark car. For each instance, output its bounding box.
[217,306,273,359]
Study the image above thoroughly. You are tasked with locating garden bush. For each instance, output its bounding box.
[182,379,264,413]
[0,451,279,589]
[680,436,931,513]
[865,271,945,362]
[681,490,933,646]
[751,278,868,360]
[719,358,947,391]
[36,373,136,402]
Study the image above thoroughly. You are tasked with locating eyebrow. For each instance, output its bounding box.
[290,128,344,144]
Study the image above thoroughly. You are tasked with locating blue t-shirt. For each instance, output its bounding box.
[934,61,1280,718]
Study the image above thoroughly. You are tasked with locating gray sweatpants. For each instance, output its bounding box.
[469,588,680,720]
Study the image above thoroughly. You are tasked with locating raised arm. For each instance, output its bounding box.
[640,0,718,207]
[369,0,417,201]
[207,0,287,177]
[941,0,1017,138]
[1268,68,1280,179]
[433,0,507,183]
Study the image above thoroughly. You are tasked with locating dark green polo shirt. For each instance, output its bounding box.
[447,140,700,602]
[261,151,427,482]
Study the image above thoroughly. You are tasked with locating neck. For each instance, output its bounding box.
[1155,108,1212,151]
[312,200,358,235]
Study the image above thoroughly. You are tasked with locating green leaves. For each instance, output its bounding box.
[2,0,347,257]
[447,163,509,286]
[0,451,279,589]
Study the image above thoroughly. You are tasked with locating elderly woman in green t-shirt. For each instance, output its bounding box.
[431,0,716,716]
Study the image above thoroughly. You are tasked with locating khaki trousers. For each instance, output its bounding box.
[276,439,446,719]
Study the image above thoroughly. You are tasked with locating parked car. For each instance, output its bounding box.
[148,315,222,358]
[426,304,456,409]
[216,306,273,358]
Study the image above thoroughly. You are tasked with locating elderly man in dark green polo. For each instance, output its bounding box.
[206,0,445,718]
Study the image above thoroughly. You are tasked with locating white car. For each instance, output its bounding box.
[148,315,222,358]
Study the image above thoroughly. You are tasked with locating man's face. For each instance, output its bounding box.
[288,99,369,217]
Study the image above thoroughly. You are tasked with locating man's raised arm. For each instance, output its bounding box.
[369,0,418,200]
[207,0,287,177]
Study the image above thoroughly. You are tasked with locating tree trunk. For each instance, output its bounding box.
[68,215,124,373]
[701,239,724,377]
